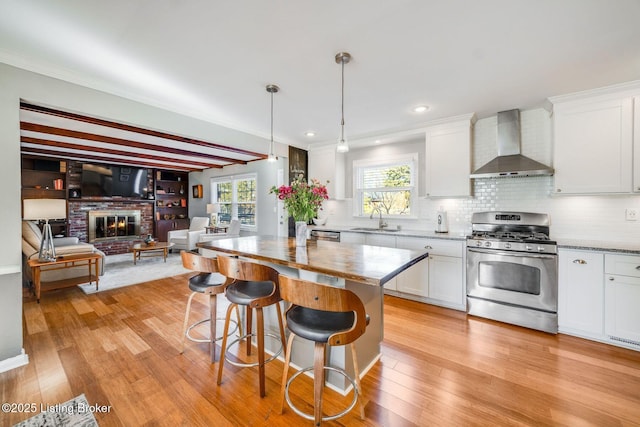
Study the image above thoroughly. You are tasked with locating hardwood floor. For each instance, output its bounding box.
[2,274,640,426]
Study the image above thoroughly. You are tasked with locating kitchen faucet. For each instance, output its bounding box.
[370,205,388,229]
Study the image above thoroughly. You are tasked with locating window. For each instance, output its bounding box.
[211,174,257,228]
[354,154,417,217]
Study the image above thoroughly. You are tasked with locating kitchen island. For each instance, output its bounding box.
[197,235,429,392]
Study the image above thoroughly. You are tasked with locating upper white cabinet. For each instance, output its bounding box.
[634,97,640,193]
[550,83,640,194]
[425,117,474,198]
[308,146,345,200]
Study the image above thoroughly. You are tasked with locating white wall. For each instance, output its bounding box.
[319,108,640,244]
[0,62,274,366]
[191,157,285,235]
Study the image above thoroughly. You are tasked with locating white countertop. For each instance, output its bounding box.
[313,226,640,254]
[311,225,467,241]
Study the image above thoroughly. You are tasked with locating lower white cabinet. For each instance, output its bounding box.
[396,236,464,309]
[340,232,365,244]
[604,254,640,347]
[428,255,463,305]
[558,249,604,338]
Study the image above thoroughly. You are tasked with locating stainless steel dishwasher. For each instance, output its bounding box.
[309,230,341,242]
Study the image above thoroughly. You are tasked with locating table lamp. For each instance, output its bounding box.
[206,203,219,226]
[23,198,67,262]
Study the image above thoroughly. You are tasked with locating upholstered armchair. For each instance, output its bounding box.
[167,216,210,251]
[21,220,106,283]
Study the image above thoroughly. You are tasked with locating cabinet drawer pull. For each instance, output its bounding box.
[425,245,433,250]
[636,265,640,270]
[572,259,587,264]
[608,276,615,281]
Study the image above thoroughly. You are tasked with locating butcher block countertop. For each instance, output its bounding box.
[197,235,429,287]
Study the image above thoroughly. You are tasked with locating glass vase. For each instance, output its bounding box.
[295,221,308,247]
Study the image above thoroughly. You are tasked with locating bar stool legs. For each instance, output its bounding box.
[217,300,286,397]
[180,288,241,362]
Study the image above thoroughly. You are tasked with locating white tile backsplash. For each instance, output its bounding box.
[321,108,640,245]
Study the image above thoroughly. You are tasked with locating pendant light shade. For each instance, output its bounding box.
[266,84,279,162]
[335,52,351,153]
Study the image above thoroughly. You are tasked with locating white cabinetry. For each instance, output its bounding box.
[340,232,365,244]
[425,117,473,197]
[394,236,429,297]
[558,249,604,338]
[550,83,640,194]
[604,254,640,348]
[308,145,345,199]
[634,97,640,193]
[396,236,464,309]
[424,239,464,309]
[364,234,398,291]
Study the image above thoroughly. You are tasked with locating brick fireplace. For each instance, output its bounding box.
[68,200,154,255]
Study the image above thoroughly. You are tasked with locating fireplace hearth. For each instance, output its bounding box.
[88,210,141,242]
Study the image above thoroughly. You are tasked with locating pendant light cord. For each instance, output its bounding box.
[340,58,345,142]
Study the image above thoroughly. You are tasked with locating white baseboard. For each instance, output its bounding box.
[0,349,29,374]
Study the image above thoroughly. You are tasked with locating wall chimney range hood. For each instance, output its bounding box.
[470,109,554,178]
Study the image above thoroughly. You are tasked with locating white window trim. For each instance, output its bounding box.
[210,173,258,231]
[353,153,419,219]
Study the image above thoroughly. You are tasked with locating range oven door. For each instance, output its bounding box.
[467,247,558,313]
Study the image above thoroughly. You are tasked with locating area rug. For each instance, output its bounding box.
[12,394,98,427]
[79,251,191,294]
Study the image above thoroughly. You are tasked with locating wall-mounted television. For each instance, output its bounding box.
[81,163,147,197]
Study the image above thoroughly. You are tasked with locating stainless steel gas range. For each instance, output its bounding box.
[466,212,558,334]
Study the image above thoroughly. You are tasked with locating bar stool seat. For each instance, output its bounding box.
[225,280,277,305]
[286,307,356,343]
[277,275,369,426]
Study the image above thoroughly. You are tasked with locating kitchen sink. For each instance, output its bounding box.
[350,227,399,232]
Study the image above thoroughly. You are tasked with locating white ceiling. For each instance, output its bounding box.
[2,0,640,151]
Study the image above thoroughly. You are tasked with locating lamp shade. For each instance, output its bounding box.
[23,199,67,221]
[206,203,219,214]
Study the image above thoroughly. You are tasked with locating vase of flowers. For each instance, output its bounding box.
[270,176,329,246]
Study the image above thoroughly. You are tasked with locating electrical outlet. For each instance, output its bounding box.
[626,208,638,221]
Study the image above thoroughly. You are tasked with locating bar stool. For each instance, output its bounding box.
[180,251,240,363]
[216,255,287,397]
[277,275,369,426]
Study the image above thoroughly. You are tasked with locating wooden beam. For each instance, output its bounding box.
[21,136,222,169]
[21,122,251,165]
[20,101,269,159]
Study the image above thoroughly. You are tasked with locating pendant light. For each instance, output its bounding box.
[266,84,279,162]
[335,52,351,153]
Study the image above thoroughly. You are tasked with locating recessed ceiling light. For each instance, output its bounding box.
[305,131,315,137]
[413,105,429,113]
[374,140,382,144]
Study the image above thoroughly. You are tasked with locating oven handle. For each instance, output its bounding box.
[467,247,557,260]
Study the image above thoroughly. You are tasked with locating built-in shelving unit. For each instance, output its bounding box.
[154,170,189,241]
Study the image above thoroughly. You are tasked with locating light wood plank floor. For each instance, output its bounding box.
[2,274,640,426]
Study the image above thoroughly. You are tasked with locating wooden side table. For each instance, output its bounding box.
[27,253,101,303]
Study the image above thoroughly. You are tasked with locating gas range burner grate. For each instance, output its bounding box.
[471,231,550,242]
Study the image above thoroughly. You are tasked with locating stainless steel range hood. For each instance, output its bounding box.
[470,109,554,178]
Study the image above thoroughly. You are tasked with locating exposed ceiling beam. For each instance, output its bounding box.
[21,148,194,171]
[20,101,268,159]
[21,136,223,169]
[20,122,248,165]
